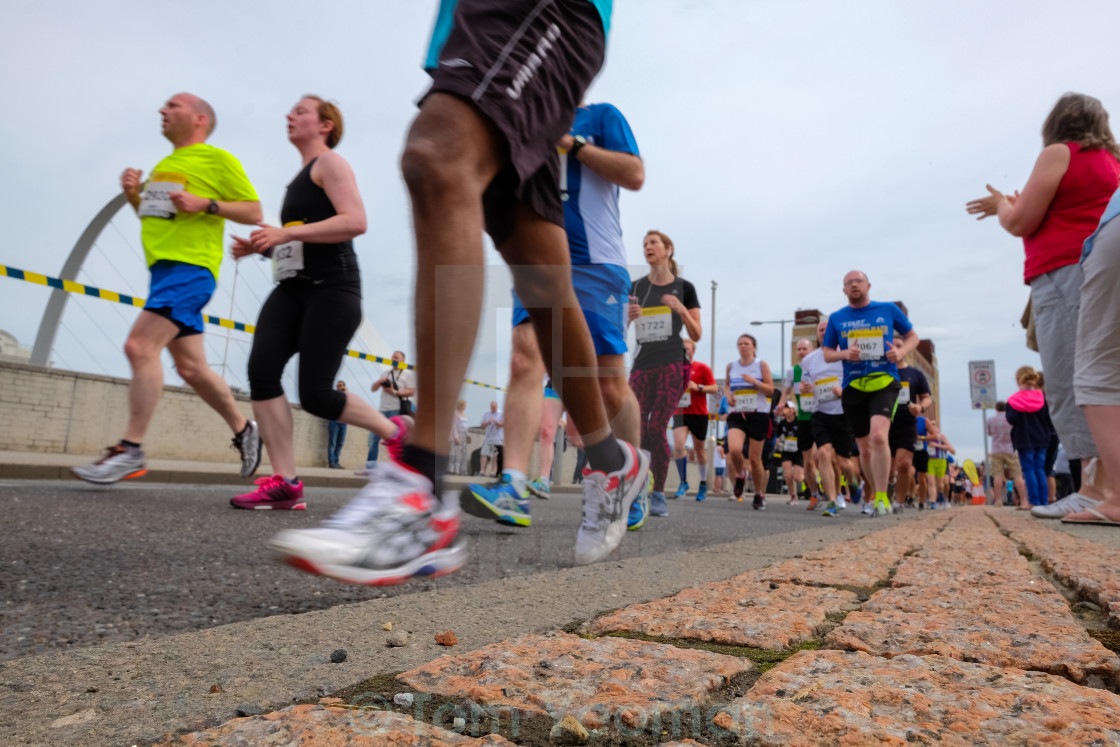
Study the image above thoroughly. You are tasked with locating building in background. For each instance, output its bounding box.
[0,329,31,364]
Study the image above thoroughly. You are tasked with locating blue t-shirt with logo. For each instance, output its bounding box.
[822,301,914,388]
[426,0,612,70]
[564,104,639,266]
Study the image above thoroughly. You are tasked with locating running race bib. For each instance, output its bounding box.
[799,392,816,412]
[848,329,885,360]
[272,221,305,282]
[678,391,691,409]
[783,436,798,453]
[898,382,911,405]
[635,306,671,343]
[138,171,188,219]
[731,388,759,413]
[814,377,839,403]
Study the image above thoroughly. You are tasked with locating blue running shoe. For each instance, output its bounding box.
[822,501,838,517]
[673,481,689,499]
[460,474,530,527]
[527,478,551,499]
[850,484,862,504]
[696,482,708,501]
[650,491,669,517]
[628,490,650,531]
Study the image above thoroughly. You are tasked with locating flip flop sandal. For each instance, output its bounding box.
[1061,507,1120,526]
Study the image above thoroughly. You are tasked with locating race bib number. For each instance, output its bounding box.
[814,377,839,403]
[783,437,799,453]
[272,222,305,282]
[731,389,759,413]
[138,171,188,219]
[848,329,885,361]
[898,382,911,405]
[635,306,671,343]
[678,391,691,409]
[799,392,816,412]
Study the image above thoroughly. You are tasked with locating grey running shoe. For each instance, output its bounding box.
[232,421,262,478]
[72,445,147,485]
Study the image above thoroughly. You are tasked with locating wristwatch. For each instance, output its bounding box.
[206,199,219,215]
[569,135,588,158]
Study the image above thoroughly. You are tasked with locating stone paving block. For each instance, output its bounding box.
[163,704,516,745]
[586,579,860,650]
[757,557,888,589]
[397,631,751,729]
[717,650,1120,746]
[991,509,1120,627]
[825,603,1120,688]
[890,557,1037,589]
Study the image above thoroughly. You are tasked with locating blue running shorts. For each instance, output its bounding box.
[144,260,216,337]
[511,263,629,356]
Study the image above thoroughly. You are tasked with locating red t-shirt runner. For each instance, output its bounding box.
[677,361,715,415]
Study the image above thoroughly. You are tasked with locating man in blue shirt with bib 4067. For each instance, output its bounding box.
[822,270,920,516]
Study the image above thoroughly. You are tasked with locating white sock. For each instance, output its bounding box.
[503,469,529,497]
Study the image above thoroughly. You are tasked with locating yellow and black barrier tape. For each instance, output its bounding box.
[1,263,505,391]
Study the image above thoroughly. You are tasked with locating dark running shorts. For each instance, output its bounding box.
[811,412,853,459]
[913,449,929,473]
[728,412,769,441]
[424,0,605,246]
[889,420,919,457]
[842,381,902,439]
[781,449,804,468]
[675,413,709,443]
[797,419,815,452]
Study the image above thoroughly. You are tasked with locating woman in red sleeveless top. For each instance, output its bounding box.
[966,92,1120,516]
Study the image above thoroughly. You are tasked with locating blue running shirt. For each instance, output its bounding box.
[822,301,913,388]
[563,103,639,266]
[425,0,612,70]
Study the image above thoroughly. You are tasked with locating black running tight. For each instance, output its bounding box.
[247,281,362,421]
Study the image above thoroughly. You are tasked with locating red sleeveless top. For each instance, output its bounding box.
[1022,142,1120,283]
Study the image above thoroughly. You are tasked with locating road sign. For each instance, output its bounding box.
[969,360,997,409]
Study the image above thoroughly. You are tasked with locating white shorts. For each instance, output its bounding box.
[482,442,501,458]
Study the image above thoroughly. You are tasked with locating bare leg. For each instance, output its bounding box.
[895,450,914,502]
[502,323,547,476]
[598,354,639,447]
[400,94,503,457]
[1066,406,1120,520]
[748,439,766,497]
[860,415,893,497]
[536,396,564,481]
[167,334,247,433]
[495,203,612,451]
[817,444,839,500]
[122,311,181,443]
[727,429,748,483]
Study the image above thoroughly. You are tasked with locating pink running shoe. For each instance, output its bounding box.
[230,475,306,510]
[382,415,413,463]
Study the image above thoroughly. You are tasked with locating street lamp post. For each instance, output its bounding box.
[708,281,718,488]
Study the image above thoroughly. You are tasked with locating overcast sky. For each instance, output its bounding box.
[3,0,1119,462]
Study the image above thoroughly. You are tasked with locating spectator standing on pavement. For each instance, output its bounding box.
[966,92,1119,518]
[480,401,504,478]
[988,401,1029,508]
[1053,444,1073,500]
[1064,184,1120,526]
[327,381,348,469]
[449,399,470,476]
[1006,366,1058,508]
[366,351,415,470]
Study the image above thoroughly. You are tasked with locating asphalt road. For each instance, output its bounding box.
[1,479,881,661]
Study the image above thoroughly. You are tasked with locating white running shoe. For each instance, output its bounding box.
[574,441,650,566]
[72,444,147,485]
[835,495,847,510]
[861,502,874,515]
[1030,493,1103,519]
[232,421,262,478]
[270,461,465,586]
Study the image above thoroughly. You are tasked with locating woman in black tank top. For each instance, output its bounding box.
[229,96,408,510]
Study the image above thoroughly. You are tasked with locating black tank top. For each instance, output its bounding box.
[279,157,359,284]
